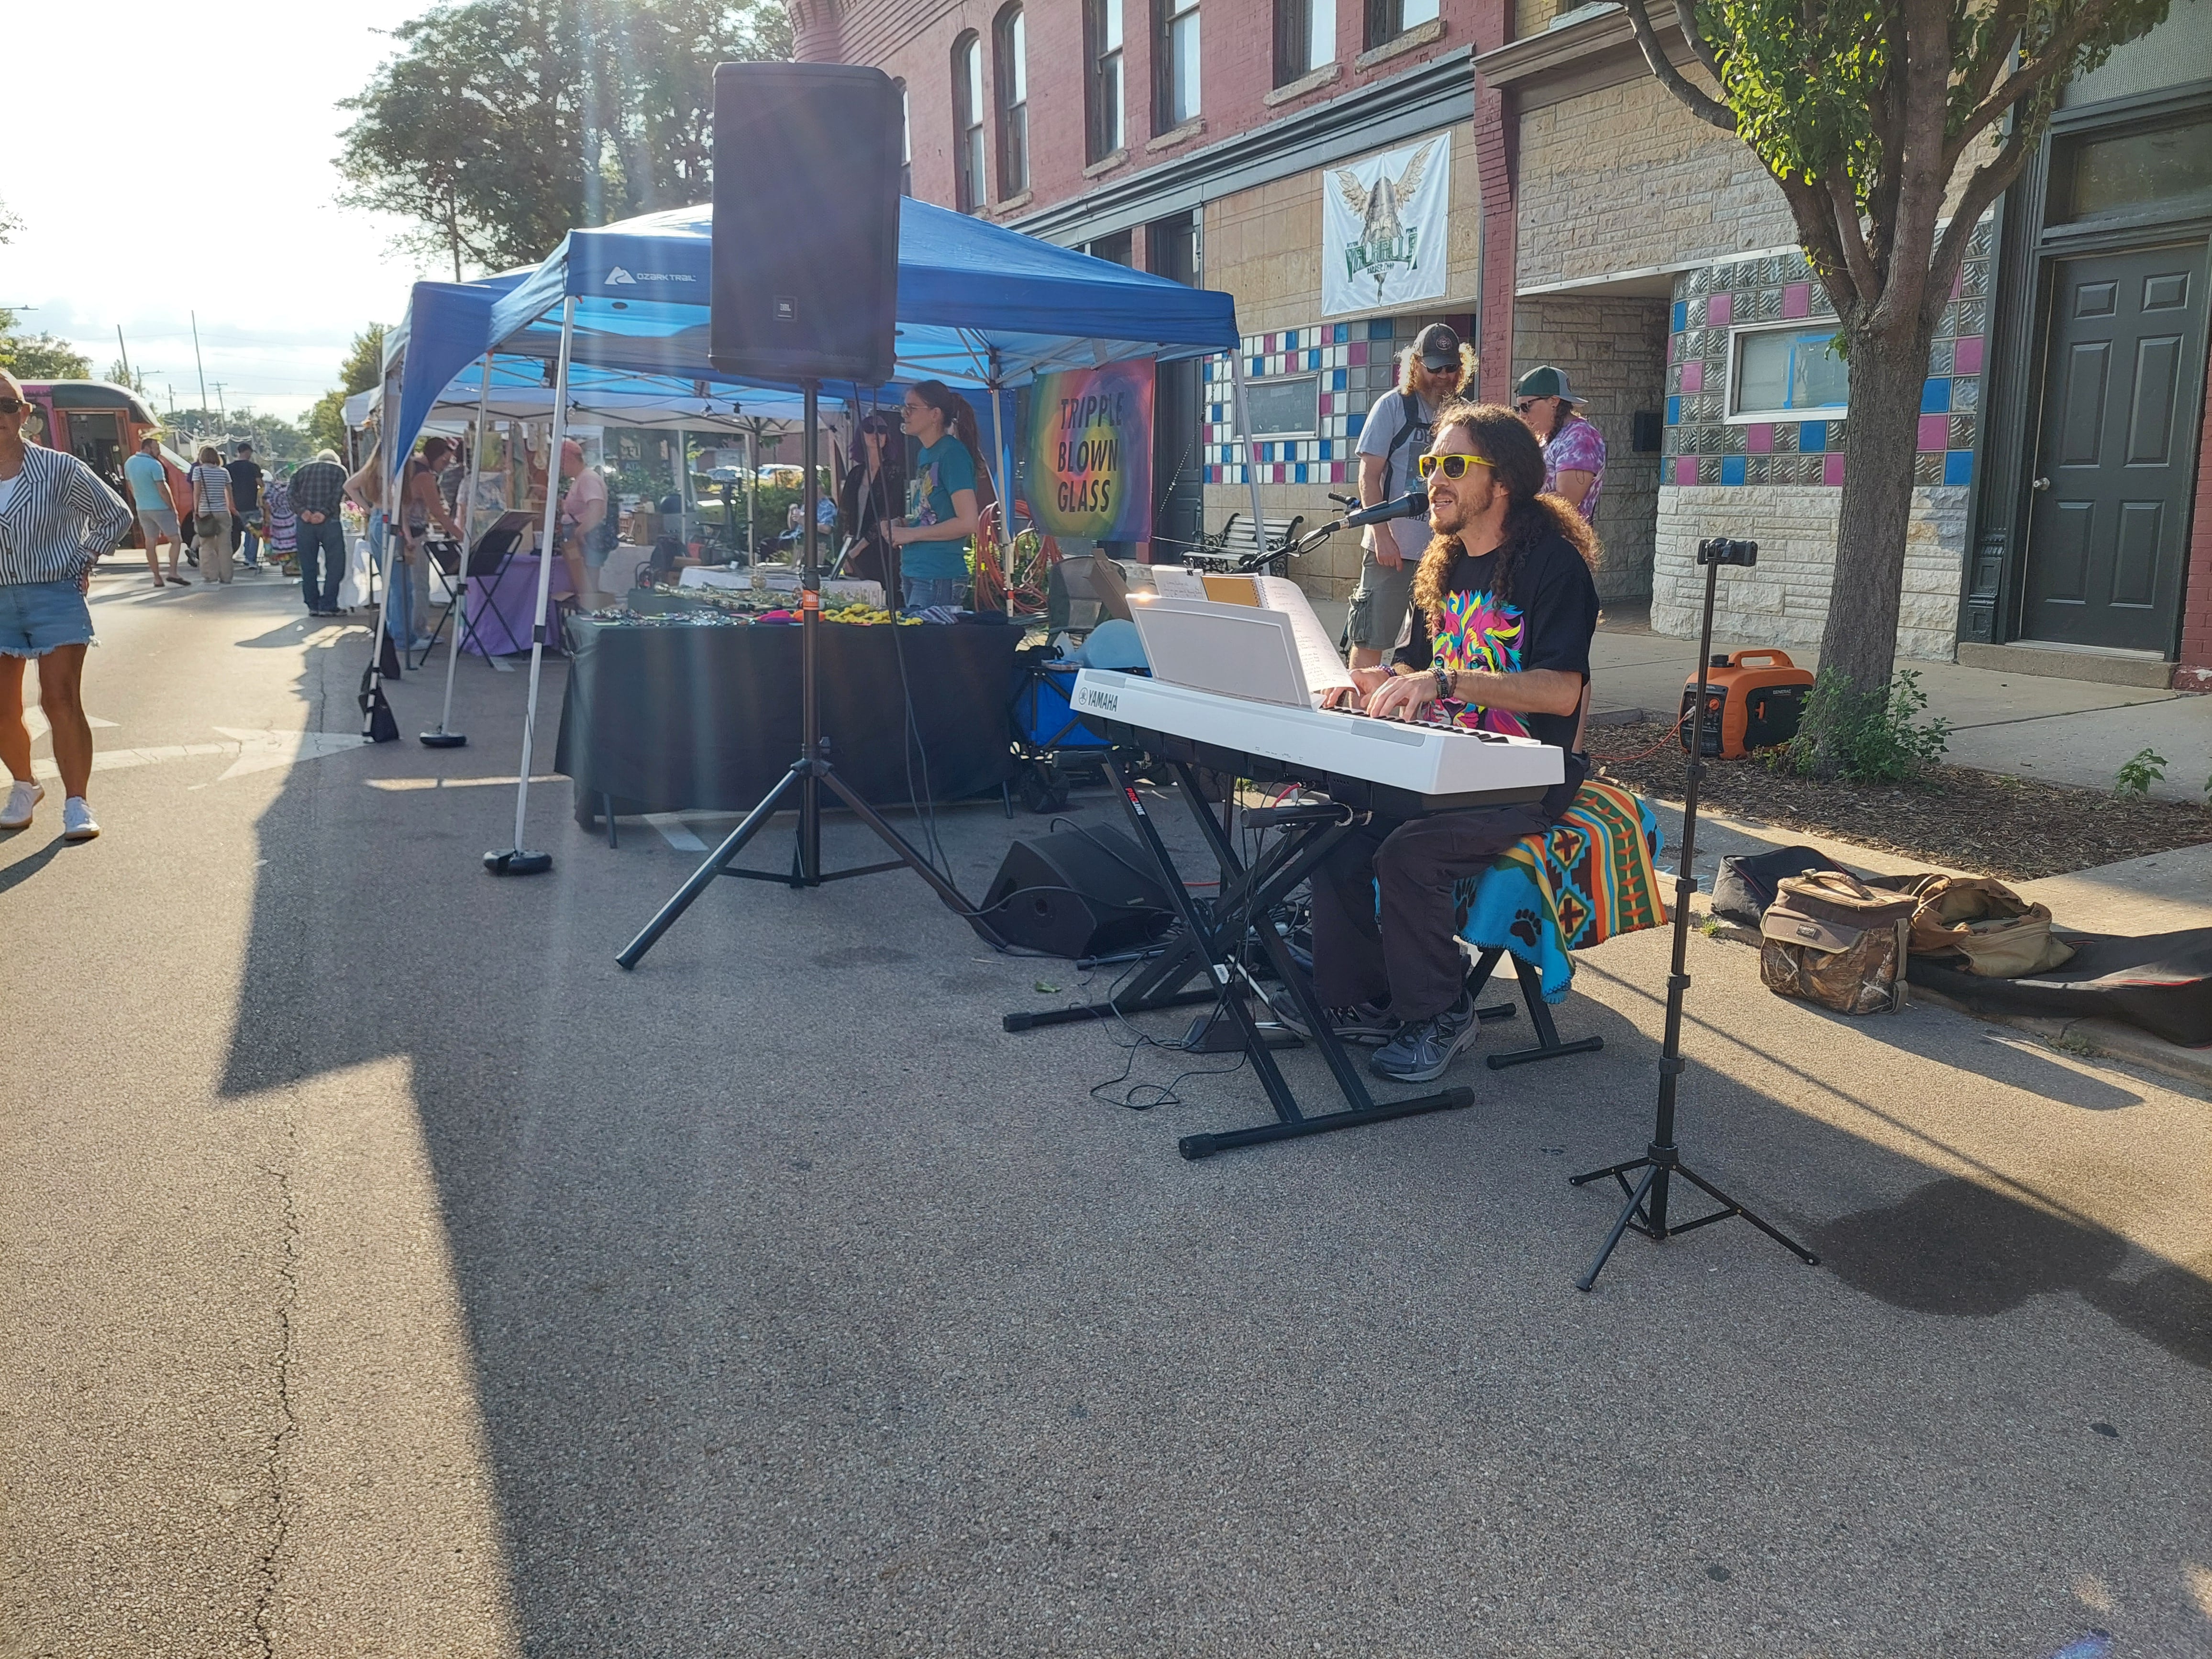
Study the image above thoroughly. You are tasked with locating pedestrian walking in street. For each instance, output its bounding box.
[188,446,237,584]
[264,464,298,577]
[122,434,189,587]
[1514,365,1606,522]
[226,442,266,571]
[0,368,134,842]
[290,447,349,616]
[1348,323,1474,671]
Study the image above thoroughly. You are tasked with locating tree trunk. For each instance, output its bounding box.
[1817,326,1939,695]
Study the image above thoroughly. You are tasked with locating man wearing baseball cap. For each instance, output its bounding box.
[1347,322,1473,670]
[1513,365,1605,521]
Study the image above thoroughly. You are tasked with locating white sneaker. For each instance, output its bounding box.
[61,796,99,841]
[0,780,42,830]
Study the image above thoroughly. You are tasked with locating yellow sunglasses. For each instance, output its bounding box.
[1416,453,1496,480]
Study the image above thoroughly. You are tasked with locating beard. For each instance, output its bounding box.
[1427,474,1492,538]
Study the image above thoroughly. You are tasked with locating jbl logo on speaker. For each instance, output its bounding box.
[774,296,797,323]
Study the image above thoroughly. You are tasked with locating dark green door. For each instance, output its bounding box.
[2021,243,2208,651]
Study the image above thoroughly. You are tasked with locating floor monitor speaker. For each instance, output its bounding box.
[984,826,1178,960]
[711,63,901,386]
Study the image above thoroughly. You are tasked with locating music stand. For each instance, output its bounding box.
[615,379,1004,969]
[1567,536,1820,1291]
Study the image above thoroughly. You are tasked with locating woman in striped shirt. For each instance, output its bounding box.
[189,446,237,584]
[0,368,135,841]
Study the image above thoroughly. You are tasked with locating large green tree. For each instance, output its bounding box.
[306,324,390,458]
[1625,0,2169,693]
[0,308,92,380]
[337,0,790,278]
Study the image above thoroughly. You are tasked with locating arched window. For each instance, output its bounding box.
[995,5,1029,199]
[1274,0,1336,85]
[1154,0,1201,133]
[952,32,986,212]
[1084,0,1125,162]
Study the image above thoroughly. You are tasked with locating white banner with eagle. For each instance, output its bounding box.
[1321,134,1450,318]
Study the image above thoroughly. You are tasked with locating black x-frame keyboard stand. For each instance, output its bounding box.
[1003,755,1477,1160]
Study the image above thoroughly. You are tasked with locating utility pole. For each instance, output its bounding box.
[213,383,227,424]
[190,310,210,420]
[114,325,133,389]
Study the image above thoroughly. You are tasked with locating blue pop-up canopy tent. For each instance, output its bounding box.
[485,196,1241,390]
[469,195,1264,869]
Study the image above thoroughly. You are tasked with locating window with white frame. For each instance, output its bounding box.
[1086,0,1126,161]
[995,5,1029,198]
[1730,325,1849,418]
[953,33,986,213]
[1274,0,1337,84]
[1363,0,1438,48]
[1156,0,1201,132]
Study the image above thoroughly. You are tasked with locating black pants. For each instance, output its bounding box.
[1309,770,1582,1022]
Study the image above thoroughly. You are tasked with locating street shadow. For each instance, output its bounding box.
[212,638,2212,1653]
[1814,1177,2212,1369]
[0,834,67,896]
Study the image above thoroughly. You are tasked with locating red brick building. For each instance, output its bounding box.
[801,0,2212,686]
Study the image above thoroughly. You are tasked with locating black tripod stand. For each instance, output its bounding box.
[1569,536,1820,1291]
[615,379,1002,969]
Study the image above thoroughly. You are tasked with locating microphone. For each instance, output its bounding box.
[1342,489,1428,528]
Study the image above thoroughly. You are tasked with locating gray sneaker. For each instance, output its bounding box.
[1369,992,1480,1084]
[1272,995,1398,1046]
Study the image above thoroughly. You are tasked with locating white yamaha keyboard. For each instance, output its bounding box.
[1070,668,1563,815]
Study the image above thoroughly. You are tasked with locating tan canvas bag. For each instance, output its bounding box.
[1898,874,2074,978]
[1759,871,1918,1015]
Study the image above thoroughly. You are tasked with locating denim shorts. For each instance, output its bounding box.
[0,578,95,657]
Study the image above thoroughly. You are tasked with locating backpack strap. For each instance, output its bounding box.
[1379,389,1425,497]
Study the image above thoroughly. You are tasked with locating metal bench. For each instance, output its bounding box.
[1180,510,1305,574]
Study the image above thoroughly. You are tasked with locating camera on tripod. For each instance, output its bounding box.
[1696,537,1759,567]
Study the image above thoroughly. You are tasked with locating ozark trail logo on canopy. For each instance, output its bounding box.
[602,265,693,286]
[606,266,637,285]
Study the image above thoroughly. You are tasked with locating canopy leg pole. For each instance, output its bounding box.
[360,370,403,744]
[488,297,574,876]
[425,355,493,748]
[1228,350,1267,566]
[995,381,1016,616]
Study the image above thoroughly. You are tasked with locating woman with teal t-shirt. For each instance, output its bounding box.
[886,380,992,611]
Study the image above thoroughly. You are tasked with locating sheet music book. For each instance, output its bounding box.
[1255,574,1358,699]
[1148,566,1208,601]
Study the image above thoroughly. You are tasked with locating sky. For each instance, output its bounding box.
[1,1,443,422]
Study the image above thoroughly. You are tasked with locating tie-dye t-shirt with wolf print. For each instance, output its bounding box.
[1392,533,1601,757]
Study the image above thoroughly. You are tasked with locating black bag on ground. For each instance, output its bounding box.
[1711,844,1855,926]
[1911,928,2212,1046]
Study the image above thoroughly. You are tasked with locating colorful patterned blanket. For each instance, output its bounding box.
[1453,782,1668,1004]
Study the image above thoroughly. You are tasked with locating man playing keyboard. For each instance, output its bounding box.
[1312,402,1601,1083]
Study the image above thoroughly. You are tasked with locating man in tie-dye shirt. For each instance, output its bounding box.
[1304,402,1601,1085]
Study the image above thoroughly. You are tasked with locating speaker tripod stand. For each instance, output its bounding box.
[615,378,1003,970]
[1569,535,1820,1292]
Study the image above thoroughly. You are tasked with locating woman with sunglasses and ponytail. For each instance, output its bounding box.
[886,380,994,611]
[1305,402,1600,1086]
[0,369,134,841]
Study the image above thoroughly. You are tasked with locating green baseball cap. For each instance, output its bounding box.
[1514,365,1578,403]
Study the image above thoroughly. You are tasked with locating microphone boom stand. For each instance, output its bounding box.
[1568,535,1819,1292]
[616,378,1003,969]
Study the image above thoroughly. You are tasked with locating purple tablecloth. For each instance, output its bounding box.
[465,554,572,655]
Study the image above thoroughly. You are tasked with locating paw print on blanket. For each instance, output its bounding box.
[1511,907,1543,948]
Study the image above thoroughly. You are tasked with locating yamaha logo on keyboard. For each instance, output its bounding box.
[1075,686,1118,713]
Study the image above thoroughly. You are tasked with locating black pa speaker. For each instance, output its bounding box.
[983,826,1177,960]
[711,63,902,386]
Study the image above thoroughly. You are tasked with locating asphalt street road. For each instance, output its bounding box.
[3,562,2209,1657]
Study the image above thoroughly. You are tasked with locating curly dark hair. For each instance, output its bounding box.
[1410,400,1600,620]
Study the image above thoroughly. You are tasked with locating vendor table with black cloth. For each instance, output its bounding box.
[554,616,1022,827]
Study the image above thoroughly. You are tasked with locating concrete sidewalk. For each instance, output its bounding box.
[1592,602,2212,802]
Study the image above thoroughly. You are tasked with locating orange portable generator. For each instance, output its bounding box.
[1679,649,1815,758]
